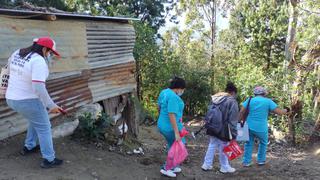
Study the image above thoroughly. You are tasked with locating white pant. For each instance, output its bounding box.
[202,136,230,169]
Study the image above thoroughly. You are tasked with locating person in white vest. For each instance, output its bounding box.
[6,37,64,168]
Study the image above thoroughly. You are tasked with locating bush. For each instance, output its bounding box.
[76,112,112,140]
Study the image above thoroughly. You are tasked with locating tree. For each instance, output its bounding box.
[161,27,212,116]
[288,0,320,144]
[284,0,299,145]
[284,0,299,72]
[133,22,164,101]
[289,37,320,145]
[0,0,68,10]
[230,0,288,70]
[64,0,169,31]
[178,0,224,92]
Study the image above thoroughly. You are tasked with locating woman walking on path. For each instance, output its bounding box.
[201,82,239,173]
[241,86,288,167]
[6,37,64,168]
[157,77,186,178]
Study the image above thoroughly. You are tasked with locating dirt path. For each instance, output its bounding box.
[0,125,319,180]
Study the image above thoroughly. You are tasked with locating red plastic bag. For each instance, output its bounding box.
[223,140,243,161]
[179,128,189,137]
[165,140,188,170]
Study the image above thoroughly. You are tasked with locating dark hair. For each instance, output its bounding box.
[169,77,186,89]
[19,43,45,59]
[225,81,237,94]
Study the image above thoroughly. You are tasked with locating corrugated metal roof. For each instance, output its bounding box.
[0,8,139,22]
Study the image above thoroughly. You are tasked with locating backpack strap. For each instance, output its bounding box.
[240,96,252,126]
[246,96,252,111]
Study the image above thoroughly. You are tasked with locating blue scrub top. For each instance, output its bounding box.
[157,88,184,132]
[242,96,278,132]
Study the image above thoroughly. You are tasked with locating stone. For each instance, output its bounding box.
[76,103,103,119]
[52,119,79,138]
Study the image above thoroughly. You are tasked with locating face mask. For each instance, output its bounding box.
[45,51,53,62]
[177,90,184,96]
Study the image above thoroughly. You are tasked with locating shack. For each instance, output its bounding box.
[0,8,139,140]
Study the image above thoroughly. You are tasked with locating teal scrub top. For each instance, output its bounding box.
[157,88,184,132]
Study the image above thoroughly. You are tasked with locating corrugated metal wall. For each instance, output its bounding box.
[0,16,136,140]
[87,22,135,68]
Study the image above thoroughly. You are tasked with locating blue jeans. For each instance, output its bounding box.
[243,129,268,164]
[7,99,55,161]
[159,130,186,150]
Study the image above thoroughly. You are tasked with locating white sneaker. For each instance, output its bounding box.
[201,164,213,171]
[172,167,182,173]
[220,166,236,173]
[160,169,176,178]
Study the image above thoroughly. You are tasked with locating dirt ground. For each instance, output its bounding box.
[0,124,319,180]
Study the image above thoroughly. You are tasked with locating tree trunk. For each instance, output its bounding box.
[289,71,301,146]
[310,64,320,143]
[309,112,320,143]
[210,0,217,93]
[135,58,142,101]
[284,0,298,73]
[290,37,320,145]
[284,0,299,108]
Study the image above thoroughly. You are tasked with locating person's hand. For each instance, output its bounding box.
[284,107,290,114]
[175,131,181,141]
[49,106,62,114]
[239,120,245,127]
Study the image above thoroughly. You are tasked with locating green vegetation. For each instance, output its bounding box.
[76,112,112,140]
[2,0,319,144]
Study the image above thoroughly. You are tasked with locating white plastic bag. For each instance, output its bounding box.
[236,122,249,141]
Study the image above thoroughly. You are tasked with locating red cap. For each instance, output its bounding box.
[33,37,60,57]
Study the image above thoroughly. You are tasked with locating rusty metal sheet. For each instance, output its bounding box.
[0,16,137,140]
[0,62,136,140]
[0,114,28,140]
[86,22,136,68]
[88,62,136,102]
[0,16,90,72]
